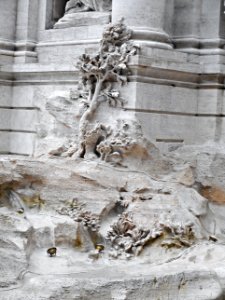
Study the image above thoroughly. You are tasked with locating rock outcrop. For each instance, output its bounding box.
[1,150,225,299]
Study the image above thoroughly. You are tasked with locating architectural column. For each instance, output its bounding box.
[0,1,16,153]
[0,0,17,64]
[15,0,39,63]
[112,0,174,50]
[173,0,225,55]
[200,0,225,54]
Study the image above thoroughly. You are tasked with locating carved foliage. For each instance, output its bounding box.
[160,222,195,249]
[57,198,100,231]
[76,19,138,158]
[107,213,196,258]
[96,119,143,165]
[107,213,163,258]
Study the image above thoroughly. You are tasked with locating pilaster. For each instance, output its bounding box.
[0,0,17,65]
[14,0,39,63]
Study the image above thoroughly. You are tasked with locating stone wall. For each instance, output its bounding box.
[1,0,225,155]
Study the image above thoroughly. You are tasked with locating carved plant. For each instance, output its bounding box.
[160,222,195,249]
[74,211,100,232]
[57,198,100,231]
[107,213,163,258]
[107,213,196,258]
[75,19,139,158]
[96,119,144,165]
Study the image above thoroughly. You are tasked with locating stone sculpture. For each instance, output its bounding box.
[54,0,112,28]
[58,198,100,232]
[3,8,225,299]
[65,0,95,13]
[96,119,144,165]
[107,213,163,258]
[71,19,139,159]
[50,19,161,171]
[64,0,111,13]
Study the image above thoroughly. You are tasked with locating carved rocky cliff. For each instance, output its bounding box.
[1,144,225,299]
[2,20,225,300]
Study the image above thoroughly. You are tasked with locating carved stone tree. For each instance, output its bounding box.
[75,19,138,158]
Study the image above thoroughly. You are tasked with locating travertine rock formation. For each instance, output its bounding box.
[1,147,225,299]
[2,1,225,300]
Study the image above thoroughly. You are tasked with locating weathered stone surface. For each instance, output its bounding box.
[0,207,30,288]
[2,1,225,299]
[0,155,225,299]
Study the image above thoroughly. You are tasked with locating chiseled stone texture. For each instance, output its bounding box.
[0,153,224,299]
[2,1,225,299]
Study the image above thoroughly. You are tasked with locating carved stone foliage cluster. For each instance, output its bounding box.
[96,119,143,165]
[107,213,196,259]
[160,221,195,249]
[76,19,139,158]
[107,213,163,258]
[49,19,140,160]
[50,18,166,173]
[57,198,100,231]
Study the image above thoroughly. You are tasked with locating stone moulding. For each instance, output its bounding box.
[0,39,15,51]
[131,28,173,49]
[0,39,37,63]
[173,37,225,55]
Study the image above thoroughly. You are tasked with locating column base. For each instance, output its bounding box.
[0,39,14,65]
[131,28,173,50]
[14,51,37,63]
[173,37,225,55]
[14,41,37,63]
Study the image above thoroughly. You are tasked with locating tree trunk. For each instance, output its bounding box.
[77,80,103,157]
